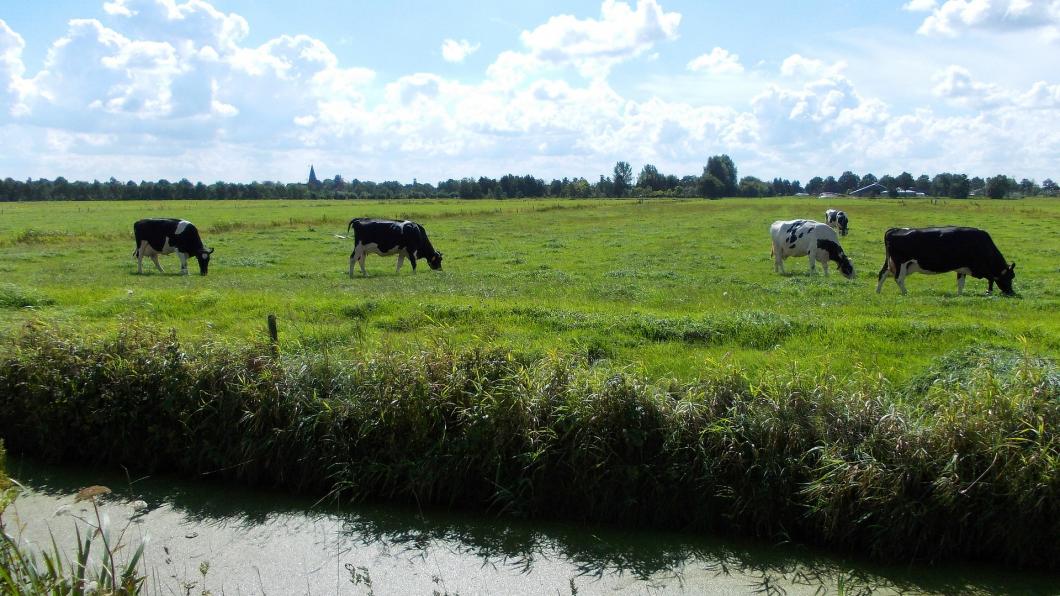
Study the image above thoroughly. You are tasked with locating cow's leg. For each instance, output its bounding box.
[150,254,164,273]
[178,252,189,275]
[822,259,830,277]
[395,253,405,273]
[896,262,911,295]
[957,273,966,295]
[772,243,784,273]
[807,250,816,274]
[359,251,367,277]
[409,254,417,273]
[987,279,995,294]
[136,241,146,274]
[876,262,889,293]
[349,252,356,278]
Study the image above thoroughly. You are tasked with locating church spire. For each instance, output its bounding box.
[308,164,321,189]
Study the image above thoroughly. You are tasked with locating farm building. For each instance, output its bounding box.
[850,182,887,197]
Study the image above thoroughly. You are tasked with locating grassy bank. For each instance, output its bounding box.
[1,324,1057,569]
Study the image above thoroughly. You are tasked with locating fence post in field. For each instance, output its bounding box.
[267,314,279,355]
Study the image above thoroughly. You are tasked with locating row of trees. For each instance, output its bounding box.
[798,170,1058,200]
[2,160,1056,201]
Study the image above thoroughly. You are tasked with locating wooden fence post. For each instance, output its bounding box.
[267,314,279,355]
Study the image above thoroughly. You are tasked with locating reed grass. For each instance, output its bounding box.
[1,323,1056,569]
[0,440,148,594]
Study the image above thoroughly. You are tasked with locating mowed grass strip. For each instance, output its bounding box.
[0,197,1057,381]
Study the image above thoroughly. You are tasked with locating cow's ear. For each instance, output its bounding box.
[207,247,215,255]
[1010,262,1016,271]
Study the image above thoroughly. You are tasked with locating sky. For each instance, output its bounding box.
[1,0,1059,184]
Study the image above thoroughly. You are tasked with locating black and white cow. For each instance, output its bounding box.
[347,218,443,277]
[825,209,849,236]
[770,219,854,279]
[875,226,1016,295]
[133,218,214,276]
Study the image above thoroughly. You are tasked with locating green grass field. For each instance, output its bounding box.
[1,197,1058,382]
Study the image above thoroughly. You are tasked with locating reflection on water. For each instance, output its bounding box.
[6,456,1058,595]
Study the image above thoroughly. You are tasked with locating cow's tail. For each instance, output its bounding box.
[347,218,358,234]
[881,228,898,275]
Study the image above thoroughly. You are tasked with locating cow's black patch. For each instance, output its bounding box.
[785,220,806,246]
[878,227,1014,295]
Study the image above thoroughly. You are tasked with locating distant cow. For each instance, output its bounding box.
[347,218,443,277]
[875,227,1016,295]
[825,209,849,236]
[133,218,214,276]
[770,219,854,279]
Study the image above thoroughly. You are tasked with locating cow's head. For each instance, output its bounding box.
[837,253,855,279]
[195,247,214,276]
[995,262,1016,295]
[426,251,443,270]
[837,212,849,236]
[818,239,854,279]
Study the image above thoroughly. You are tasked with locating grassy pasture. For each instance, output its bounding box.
[0,197,1057,381]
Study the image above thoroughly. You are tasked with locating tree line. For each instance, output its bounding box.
[1,157,1056,201]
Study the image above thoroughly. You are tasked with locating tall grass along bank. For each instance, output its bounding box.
[0,324,1057,570]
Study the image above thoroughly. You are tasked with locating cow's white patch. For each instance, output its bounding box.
[358,242,403,257]
[175,220,190,235]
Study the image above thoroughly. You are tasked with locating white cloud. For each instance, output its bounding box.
[513,0,681,78]
[779,54,845,79]
[441,38,480,63]
[687,47,743,75]
[908,0,1060,37]
[932,65,1007,107]
[0,19,31,117]
[903,0,938,11]
[102,0,249,52]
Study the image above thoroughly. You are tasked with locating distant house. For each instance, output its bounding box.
[896,188,925,197]
[818,192,840,198]
[850,182,887,197]
[794,192,809,197]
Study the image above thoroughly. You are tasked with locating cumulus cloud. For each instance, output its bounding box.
[934,64,1060,111]
[687,47,743,75]
[932,65,1008,107]
[779,54,845,79]
[513,0,681,78]
[0,19,31,117]
[908,0,1060,37]
[441,38,480,63]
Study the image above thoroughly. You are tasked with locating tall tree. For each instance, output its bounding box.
[705,154,738,196]
[612,161,633,197]
[1042,178,1058,196]
[985,175,1013,199]
[697,171,725,199]
[915,175,931,194]
[837,171,859,193]
[806,176,824,195]
[637,164,664,192]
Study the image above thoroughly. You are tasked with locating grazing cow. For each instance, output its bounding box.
[133,218,214,276]
[770,219,855,279]
[875,227,1016,296]
[347,218,443,277]
[825,209,849,236]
